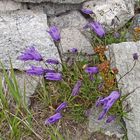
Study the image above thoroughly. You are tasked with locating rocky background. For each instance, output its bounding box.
[0,0,140,139]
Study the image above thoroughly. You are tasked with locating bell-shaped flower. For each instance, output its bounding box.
[18,46,43,61]
[26,66,46,76]
[81,9,93,14]
[48,26,61,42]
[45,72,62,81]
[71,80,82,96]
[96,91,120,120]
[46,58,60,65]
[45,113,62,125]
[55,102,67,113]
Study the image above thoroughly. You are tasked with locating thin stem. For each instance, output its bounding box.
[118,61,137,83]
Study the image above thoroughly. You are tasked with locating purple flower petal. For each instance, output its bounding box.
[72,80,82,96]
[48,26,60,42]
[96,91,120,120]
[89,21,105,37]
[45,113,62,125]
[81,9,93,14]
[133,53,138,60]
[69,48,78,53]
[85,66,99,74]
[106,115,116,123]
[18,45,43,61]
[98,110,107,120]
[45,72,62,81]
[55,102,67,113]
[46,59,59,64]
[26,66,45,76]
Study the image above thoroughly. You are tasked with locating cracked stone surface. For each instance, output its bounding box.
[107,41,140,140]
[0,10,60,105]
[0,10,60,70]
[48,11,94,55]
[0,71,40,105]
[126,14,140,41]
[60,27,93,55]
[28,2,81,16]
[49,11,87,29]
[13,0,87,4]
[82,0,134,31]
[0,0,22,11]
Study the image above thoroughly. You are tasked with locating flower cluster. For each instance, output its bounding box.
[17,14,130,126]
[96,91,120,120]
[18,45,62,81]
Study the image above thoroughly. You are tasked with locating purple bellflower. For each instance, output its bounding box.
[96,91,120,120]
[81,9,93,14]
[133,53,139,60]
[46,58,60,64]
[85,66,99,74]
[45,72,62,81]
[69,48,78,53]
[26,66,46,76]
[45,113,62,125]
[72,80,82,96]
[90,22,105,37]
[84,22,105,37]
[48,26,61,42]
[55,102,67,113]
[106,115,116,123]
[18,46,43,61]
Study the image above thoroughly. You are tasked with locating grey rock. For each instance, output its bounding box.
[60,27,94,55]
[126,14,140,41]
[82,0,134,31]
[48,10,94,56]
[13,0,86,4]
[49,11,87,29]
[0,0,22,11]
[0,10,60,70]
[15,71,40,105]
[28,2,80,16]
[0,10,61,105]
[88,105,124,139]
[0,70,40,106]
[107,41,140,140]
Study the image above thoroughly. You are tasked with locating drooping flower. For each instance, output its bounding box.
[45,113,62,125]
[96,91,120,120]
[18,46,43,61]
[81,9,93,14]
[45,72,62,81]
[71,80,82,96]
[69,48,78,53]
[55,102,67,113]
[46,58,59,64]
[84,22,105,37]
[106,115,116,123]
[90,22,105,37]
[85,66,99,74]
[133,53,138,60]
[26,66,46,76]
[47,26,60,42]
